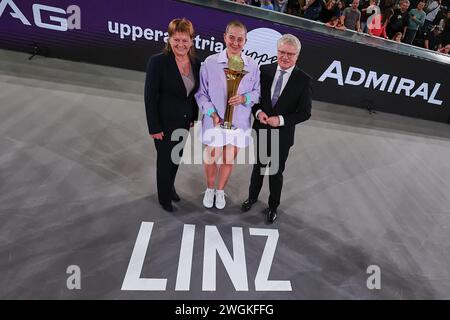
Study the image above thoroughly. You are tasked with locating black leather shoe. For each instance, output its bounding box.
[241,198,257,212]
[171,188,181,202]
[161,203,174,212]
[266,207,277,223]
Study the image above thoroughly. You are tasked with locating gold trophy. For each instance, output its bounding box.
[221,55,247,130]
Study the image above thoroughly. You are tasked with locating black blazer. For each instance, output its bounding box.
[144,52,200,135]
[252,63,312,147]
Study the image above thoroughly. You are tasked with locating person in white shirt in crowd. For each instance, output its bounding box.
[424,0,443,31]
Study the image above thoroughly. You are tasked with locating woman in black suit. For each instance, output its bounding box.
[144,18,200,212]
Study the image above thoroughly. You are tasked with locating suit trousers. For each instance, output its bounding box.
[248,128,291,209]
[154,128,187,205]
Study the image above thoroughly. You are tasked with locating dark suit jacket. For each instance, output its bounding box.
[144,52,200,135]
[252,63,312,147]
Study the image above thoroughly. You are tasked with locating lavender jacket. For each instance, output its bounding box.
[195,50,261,135]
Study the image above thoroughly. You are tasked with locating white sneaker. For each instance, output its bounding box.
[203,188,215,208]
[215,190,226,210]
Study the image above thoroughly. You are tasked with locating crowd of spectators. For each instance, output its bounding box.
[229,0,450,54]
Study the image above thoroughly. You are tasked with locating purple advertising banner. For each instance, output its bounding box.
[1,0,449,123]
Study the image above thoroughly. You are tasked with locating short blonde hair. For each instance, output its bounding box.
[164,18,196,58]
[225,20,247,35]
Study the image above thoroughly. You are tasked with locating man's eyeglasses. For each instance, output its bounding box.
[277,50,297,58]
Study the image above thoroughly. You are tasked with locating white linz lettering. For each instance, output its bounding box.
[121,222,292,292]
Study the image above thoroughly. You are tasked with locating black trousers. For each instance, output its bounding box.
[248,129,291,209]
[154,128,188,205]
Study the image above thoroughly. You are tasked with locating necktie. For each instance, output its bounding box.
[271,70,286,107]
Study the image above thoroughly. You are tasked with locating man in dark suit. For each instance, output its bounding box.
[241,34,312,223]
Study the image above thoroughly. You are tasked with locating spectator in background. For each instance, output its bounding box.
[405,0,426,44]
[424,0,443,32]
[261,0,275,9]
[326,15,348,28]
[319,0,340,23]
[303,0,323,20]
[274,0,288,12]
[392,31,403,41]
[337,0,347,15]
[361,0,381,32]
[386,0,410,39]
[325,0,347,29]
[368,8,394,38]
[325,0,347,28]
[424,25,443,50]
[442,10,450,46]
[340,0,362,31]
[437,43,450,53]
[360,0,372,32]
[287,0,302,15]
[299,0,308,16]
[259,0,273,9]
[439,9,450,31]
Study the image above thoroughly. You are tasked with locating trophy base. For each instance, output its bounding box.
[220,123,237,130]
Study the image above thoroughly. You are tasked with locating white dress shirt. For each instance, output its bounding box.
[256,65,295,126]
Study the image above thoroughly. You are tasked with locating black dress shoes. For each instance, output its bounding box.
[241,198,257,212]
[266,207,277,223]
[161,203,174,212]
[171,188,181,202]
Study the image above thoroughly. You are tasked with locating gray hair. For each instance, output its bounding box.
[277,34,302,55]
